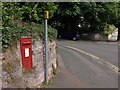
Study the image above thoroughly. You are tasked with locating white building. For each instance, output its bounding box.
[108,28,118,41]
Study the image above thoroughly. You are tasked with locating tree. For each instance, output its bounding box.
[49,2,120,37]
[2,2,58,25]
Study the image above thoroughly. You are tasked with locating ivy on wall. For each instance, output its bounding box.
[2,20,57,51]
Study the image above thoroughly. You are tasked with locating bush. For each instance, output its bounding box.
[2,20,57,51]
[103,23,117,35]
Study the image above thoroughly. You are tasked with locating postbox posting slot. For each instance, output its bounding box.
[22,42,31,45]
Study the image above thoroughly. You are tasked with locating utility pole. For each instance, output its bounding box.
[44,11,49,84]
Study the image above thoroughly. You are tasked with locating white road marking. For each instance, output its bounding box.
[58,44,119,74]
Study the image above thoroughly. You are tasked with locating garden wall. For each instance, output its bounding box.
[2,38,57,88]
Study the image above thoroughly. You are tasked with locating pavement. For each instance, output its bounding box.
[49,54,96,88]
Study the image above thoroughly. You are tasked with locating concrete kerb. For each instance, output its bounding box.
[58,44,119,74]
[96,41,118,45]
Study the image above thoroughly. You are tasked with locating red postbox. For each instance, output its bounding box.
[20,38,33,70]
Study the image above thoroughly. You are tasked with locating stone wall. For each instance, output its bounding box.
[90,33,108,41]
[81,33,118,41]
[0,53,2,89]
[2,38,57,88]
[80,33,108,41]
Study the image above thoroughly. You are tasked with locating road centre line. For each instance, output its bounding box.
[58,44,119,74]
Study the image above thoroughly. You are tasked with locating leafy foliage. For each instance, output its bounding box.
[2,21,57,50]
[2,2,58,50]
[2,2,58,24]
[50,2,120,35]
[2,2,120,49]
[103,23,117,35]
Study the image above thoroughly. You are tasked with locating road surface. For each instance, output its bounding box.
[49,40,118,88]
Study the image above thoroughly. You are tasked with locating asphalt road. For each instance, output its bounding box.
[57,40,118,66]
[49,40,118,88]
